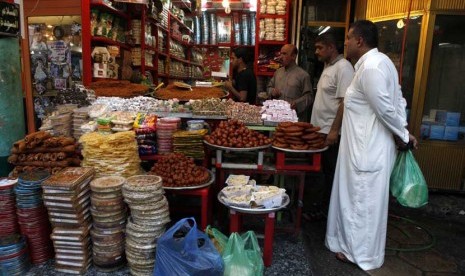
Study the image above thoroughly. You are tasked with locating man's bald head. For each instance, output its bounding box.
[280,44,298,68]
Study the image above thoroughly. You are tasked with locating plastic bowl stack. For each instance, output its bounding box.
[15,171,54,264]
[89,176,127,272]
[0,234,30,275]
[122,175,170,276]
[0,178,19,238]
[157,117,180,154]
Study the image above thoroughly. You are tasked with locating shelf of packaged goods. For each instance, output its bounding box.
[191,62,203,67]
[232,45,256,48]
[143,45,157,52]
[169,11,193,33]
[258,40,287,45]
[172,0,192,12]
[91,1,130,20]
[158,52,169,58]
[170,55,190,64]
[257,71,276,77]
[170,35,193,47]
[91,36,131,50]
[157,24,169,33]
[257,14,287,19]
[144,65,157,71]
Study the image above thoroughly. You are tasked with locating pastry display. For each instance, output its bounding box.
[149,153,210,187]
[272,122,326,150]
[204,119,272,148]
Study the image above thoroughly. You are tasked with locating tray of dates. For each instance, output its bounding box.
[204,120,272,151]
[150,153,214,190]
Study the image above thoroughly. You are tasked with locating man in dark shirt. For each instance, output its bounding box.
[224,47,257,104]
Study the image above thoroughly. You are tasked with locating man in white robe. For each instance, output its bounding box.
[325,20,418,270]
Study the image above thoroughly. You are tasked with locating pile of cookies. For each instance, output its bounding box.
[272,122,326,150]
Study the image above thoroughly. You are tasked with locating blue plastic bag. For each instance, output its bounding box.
[390,150,428,208]
[154,217,224,276]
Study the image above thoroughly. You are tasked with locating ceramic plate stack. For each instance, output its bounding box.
[0,178,19,238]
[0,234,30,275]
[72,106,90,141]
[15,171,54,264]
[89,176,127,272]
[157,117,180,154]
[41,167,95,275]
[123,175,170,276]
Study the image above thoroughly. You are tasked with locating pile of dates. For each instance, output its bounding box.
[204,120,272,148]
[150,153,210,187]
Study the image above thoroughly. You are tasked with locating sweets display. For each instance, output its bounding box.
[272,122,326,150]
[173,129,208,160]
[204,119,272,148]
[8,131,80,177]
[150,153,210,187]
[122,175,170,276]
[90,176,127,271]
[79,131,143,178]
[89,80,150,98]
[41,167,95,275]
[154,84,227,101]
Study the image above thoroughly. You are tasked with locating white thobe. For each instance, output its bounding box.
[325,48,409,270]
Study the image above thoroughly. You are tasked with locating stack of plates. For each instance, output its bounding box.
[89,176,127,272]
[173,129,208,160]
[15,171,54,264]
[41,167,95,274]
[72,106,90,141]
[0,178,19,238]
[0,234,30,275]
[122,175,170,276]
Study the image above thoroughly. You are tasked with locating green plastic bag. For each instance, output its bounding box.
[205,225,228,254]
[390,150,428,208]
[223,231,264,276]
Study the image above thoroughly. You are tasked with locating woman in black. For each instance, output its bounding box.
[224,47,257,104]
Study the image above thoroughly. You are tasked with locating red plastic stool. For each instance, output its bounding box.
[229,210,276,267]
[165,186,212,230]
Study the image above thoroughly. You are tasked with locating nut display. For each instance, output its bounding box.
[204,119,272,148]
[150,153,210,187]
[272,122,326,150]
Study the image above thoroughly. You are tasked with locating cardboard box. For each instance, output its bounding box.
[429,124,445,140]
[420,124,430,139]
[434,110,448,124]
[444,126,459,141]
[446,112,460,126]
[93,63,108,78]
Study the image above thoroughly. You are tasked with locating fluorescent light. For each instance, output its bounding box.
[318,26,330,35]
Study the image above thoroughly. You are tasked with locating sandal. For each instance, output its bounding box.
[335,252,354,264]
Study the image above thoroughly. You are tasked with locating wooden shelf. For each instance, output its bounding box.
[170,55,190,64]
[172,0,192,11]
[170,34,193,47]
[169,11,193,33]
[258,14,287,19]
[158,52,168,58]
[157,24,169,33]
[306,21,347,27]
[91,36,131,50]
[158,73,169,78]
[258,40,287,45]
[143,45,157,52]
[91,1,130,20]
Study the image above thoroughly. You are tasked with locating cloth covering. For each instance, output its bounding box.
[325,48,409,270]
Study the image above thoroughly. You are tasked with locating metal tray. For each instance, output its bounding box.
[162,169,214,190]
[272,146,328,153]
[204,140,272,152]
[218,192,290,214]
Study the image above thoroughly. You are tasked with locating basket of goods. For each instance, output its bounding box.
[204,120,272,149]
[149,153,212,189]
[272,122,327,151]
